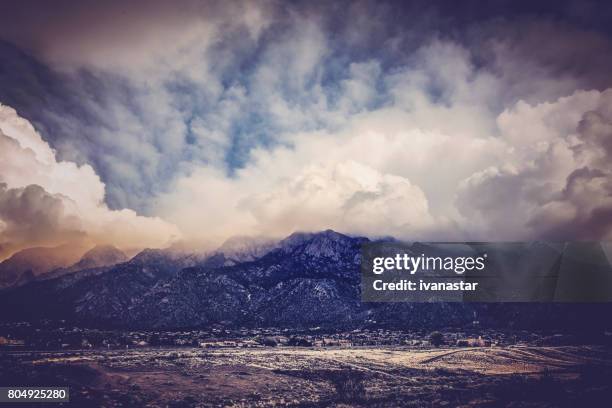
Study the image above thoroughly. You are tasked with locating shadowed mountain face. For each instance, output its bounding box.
[0,231,611,331]
[125,230,367,328]
[0,243,90,288]
[0,244,131,288]
[40,245,128,281]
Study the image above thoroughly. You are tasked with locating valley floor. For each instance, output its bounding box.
[1,345,612,407]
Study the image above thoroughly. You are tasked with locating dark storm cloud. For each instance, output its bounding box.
[0,183,84,258]
[532,100,612,240]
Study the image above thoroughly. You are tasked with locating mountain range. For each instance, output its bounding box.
[0,230,610,331]
[0,244,130,289]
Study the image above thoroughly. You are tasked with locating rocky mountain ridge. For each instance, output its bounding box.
[1,231,610,331]
[0,243,90,288]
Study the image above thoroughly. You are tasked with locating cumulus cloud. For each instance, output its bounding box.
[0,104,180,259]
[0,183,83,259]
[158,160,437,245]
[248,161,438,237]
[456,89,612,240]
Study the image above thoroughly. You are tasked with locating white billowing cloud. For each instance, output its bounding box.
[156,110,494,244]
[156,159,439,245]
[0,104,180,259]
[0,105,106,211]
[248,161,435,238]
[456,89,612,240]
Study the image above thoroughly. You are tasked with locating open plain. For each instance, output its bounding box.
[2,344,612,407]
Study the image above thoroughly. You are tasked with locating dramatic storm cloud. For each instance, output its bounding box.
[0,104,180,259]
[1,0,612,254]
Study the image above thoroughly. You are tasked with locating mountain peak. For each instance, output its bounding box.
[70,245,127,271]
[129,248,170,264]
[280,230,366,253]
